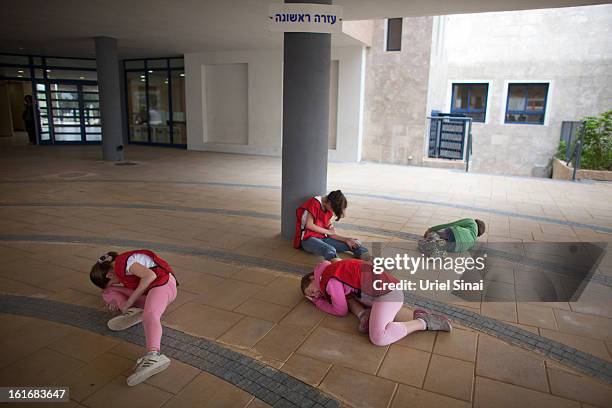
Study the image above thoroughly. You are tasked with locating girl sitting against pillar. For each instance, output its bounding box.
[293,190,369,261]
[301,258,452,345]
[90,249,178,386]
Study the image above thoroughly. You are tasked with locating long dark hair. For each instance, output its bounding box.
[326,190,347,221]
[90,251,119,289]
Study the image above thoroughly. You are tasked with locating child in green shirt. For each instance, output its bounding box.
[425,218,486,252]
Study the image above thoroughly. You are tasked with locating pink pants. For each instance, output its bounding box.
[102,276,177,351]
[360,290,410,346]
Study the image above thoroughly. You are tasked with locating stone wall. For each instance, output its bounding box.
[361,17,433,165]
[428,5,612,177]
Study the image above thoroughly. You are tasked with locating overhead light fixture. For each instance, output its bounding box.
[140,75,145,78]
[180,73,185,77]
[79,76,85,79]
[148,70,153,73]
[17,70,24,73]
[140,79,145,82]
[18,47,24,50]
[46,69,51,72]
[17,75,23,78]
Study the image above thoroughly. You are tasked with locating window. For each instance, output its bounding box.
[386,18,402,51]
[450,83,488,122]
[505,83,549,124]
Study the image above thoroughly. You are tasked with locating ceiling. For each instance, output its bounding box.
[0,0,608,58]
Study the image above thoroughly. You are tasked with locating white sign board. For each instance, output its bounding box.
[269,3,343,34]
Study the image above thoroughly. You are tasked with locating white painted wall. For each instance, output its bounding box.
[185,45,365,161]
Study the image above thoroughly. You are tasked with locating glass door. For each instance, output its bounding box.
[37,81,101,143]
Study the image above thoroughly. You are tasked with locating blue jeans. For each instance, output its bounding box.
[301,237,369,261]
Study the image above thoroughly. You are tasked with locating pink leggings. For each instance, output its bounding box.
[368,299,409,346]
[102,276,177,351]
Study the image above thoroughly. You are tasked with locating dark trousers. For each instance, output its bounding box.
[25,121,37,145]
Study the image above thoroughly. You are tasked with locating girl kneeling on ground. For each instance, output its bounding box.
[90,249,178,386]
[301,259,452,345]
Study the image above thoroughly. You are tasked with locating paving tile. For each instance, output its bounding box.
[547,367,612,407]
[540,328,611,361]
[320,313,361,335]
[233,298,291,323]
[162,372,252,408]
[55,352,134,401]
[517,303,558,330]
[476,334,548,392]
[48,330,119,363]
[298,326,387,374]
[378,344,431,387]
[481,301,518,323]
[280,353,331,386]
[253,276,303,308]
[82,375,173,408]
[320,365,396,408]
[232,267,279,286]
[391,384,470,408]
[433,328,477,362]
[423,354,474,401]
[194,278,260,311]
[554,309,612,340]
[0,347,85,387]
[108,341,144,361]
[0,312,34,332]
[163,302,243,339]
[144,358,201,394]
[246,398,272,408]
[0,318,78,369]
[179,272,226,295]
[218,316,275,349]
[278,299,325,329]
[474,376,580,408]
[254,324,310,362]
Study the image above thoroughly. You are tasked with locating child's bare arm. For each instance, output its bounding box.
[305,213,334,235]
[121,263,156,311]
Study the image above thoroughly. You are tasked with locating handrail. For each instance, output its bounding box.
[566,121,586,181]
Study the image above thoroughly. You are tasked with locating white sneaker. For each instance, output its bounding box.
[127,353,171,387]
[107,307,143,331]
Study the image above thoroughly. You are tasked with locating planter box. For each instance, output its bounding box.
[552,158,612,181]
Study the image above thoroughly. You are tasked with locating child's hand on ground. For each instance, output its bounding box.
[107,303,120,313]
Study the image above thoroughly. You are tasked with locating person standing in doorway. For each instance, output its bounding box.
[22,95,39,145]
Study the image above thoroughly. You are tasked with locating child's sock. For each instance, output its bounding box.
[147,350,160,357]
[417,318,427,330]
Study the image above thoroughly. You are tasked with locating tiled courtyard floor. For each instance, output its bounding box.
[0,145,611,408]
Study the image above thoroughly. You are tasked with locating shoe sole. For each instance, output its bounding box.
[107,311,143,331]
[127,358,171,387]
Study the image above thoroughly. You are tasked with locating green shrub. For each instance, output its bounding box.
[558,111,612,171]
[580,110,612,171]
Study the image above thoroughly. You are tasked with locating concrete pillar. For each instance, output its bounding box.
[95,36,124,161]
[280,0,332,239]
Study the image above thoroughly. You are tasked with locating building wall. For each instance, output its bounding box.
[185,45,366,162]
[428,5,612,176]
[361,17,434,165]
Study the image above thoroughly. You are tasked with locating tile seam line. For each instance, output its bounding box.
[1,179,610,234]
[0,234,611,384]
[0,295,341,408]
